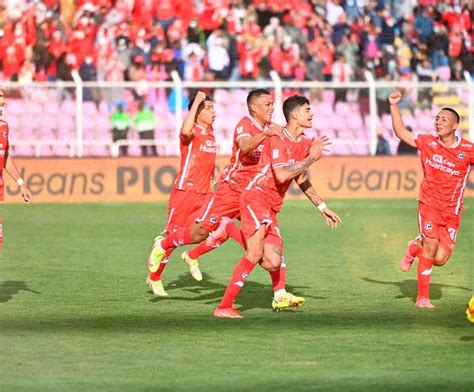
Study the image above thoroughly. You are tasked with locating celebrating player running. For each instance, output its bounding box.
[389,91,473,309]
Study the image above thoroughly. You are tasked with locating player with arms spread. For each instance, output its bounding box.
[389,91,474,309]
[214,95,342,318]
[146,91,217,296]
[0,89,33,246]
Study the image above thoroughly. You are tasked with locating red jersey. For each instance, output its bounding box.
[223,116,270,189]
[0,119,9,202]
[175,123,216,194]
[244,129,312,213]
[415,134,474,216]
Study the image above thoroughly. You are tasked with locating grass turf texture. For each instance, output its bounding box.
[0,199,472,391]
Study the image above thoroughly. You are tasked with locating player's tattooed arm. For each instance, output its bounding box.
[295,171,342,229]
[274,156,316,183]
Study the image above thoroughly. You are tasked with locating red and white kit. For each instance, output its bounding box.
[239,129,313,246]
[166,123,216,232]
[199,116,270,231]
[0,119,9,202]
[415,134,474,250]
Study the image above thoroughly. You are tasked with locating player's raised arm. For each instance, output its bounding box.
[389,91,416,148]
[181,91,207,140]
[4,153,32,203]
[295,170,341,229]
[273,136,331,183]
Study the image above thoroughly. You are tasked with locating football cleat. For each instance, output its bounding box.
[181,251,202,281]
[272,292,305,311]
[400,240,417,272]
[147,235,166,273]
[415,297,434,308]
[214,307,243,319]
[466,296,474,324]
[146,276,168,297]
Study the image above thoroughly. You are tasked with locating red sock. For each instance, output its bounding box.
[269,257,286,293]
[417,255,433,299]
[161,228,192,250]
[409,242,423,257]
[149,248,175,281]
[188,240,216,259]
[226,222,246,249]
[218,257,256,309]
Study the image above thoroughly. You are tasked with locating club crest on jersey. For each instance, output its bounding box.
[425,223,432,232]
[458,152,464,160]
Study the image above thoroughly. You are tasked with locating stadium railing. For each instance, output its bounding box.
[1,71,471,158]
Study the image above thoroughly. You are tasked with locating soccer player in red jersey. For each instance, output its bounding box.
[390,91,474,309]
[146,91,217,296]
[0,88,33,247]
[148,89,309,309]
[214,95,342,318]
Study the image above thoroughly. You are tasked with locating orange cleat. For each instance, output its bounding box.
[214,307,243,319]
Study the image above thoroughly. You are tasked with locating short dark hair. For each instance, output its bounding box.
[246,89,271,110]
[283,95,310,122]
[188,93,212,116]
[440,107,460,124]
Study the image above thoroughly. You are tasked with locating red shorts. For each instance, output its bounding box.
[418,202,461,251]
[166,188,212,233]
[198,181,241,232]
[240,189,282,248]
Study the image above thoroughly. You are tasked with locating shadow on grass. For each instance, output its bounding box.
[148,273,322,310]
[361,277,470,303]
[459,336,474,342]
[0,280,41,303]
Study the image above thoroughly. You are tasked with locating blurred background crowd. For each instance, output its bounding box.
[1,0,472,85]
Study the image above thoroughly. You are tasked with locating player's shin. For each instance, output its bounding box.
[161,228,193,249]
[269,257,286,296]
[416,255,434,306]
[218,257,256,309]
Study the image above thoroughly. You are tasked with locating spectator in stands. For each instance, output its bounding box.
[134,101,157,157]
[79,55,100,105]
[332,54,352,108]
[396,126,418,155]
[375,133,391,156]
[111,103,130,157]
[206,28,230,80]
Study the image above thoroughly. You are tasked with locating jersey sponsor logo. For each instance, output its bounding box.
[272,149,279,159]
[426,154,459,176]
[199,139,217,153]
[461,143,471,148]
[458,152,464,160]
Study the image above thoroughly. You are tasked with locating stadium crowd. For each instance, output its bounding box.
[0,0,472,86]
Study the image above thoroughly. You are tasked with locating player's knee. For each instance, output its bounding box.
[190,225,208,243]
[422,237,439,258]
[433,250,451,267]
[246,248,264,264]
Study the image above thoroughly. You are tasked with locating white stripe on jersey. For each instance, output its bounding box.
[197,197,215,222]
[177,140,193,189]
[455,166,470,215]
[246,164,270,191]
[246,205,261,231]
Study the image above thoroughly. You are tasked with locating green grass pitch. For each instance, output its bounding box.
[0,199,472,391]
